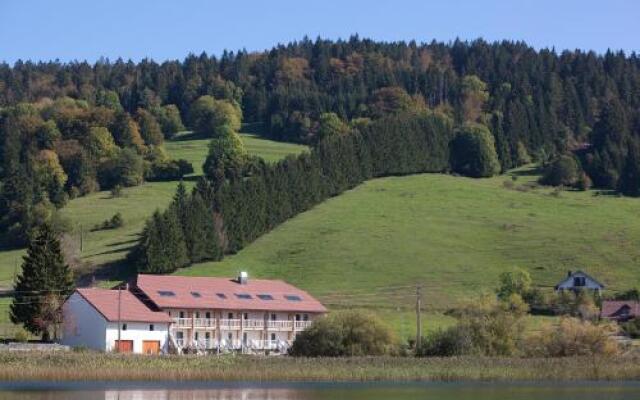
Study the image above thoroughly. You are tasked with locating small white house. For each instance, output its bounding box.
[554,270,604,293]
[62,288,172,354]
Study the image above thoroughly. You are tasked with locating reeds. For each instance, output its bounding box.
[1,352,640,382]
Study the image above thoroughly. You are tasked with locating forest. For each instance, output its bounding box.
[1,37,640,271]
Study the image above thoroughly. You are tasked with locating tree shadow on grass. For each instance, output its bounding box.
[509,166,543,177]
[76,258,137,287]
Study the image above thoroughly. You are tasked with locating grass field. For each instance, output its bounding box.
[178,169,640,314]
[0,132,307,288]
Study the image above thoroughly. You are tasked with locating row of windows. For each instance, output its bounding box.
[156,290,303,301]
[120,324,155,331]
[171,311,309,321]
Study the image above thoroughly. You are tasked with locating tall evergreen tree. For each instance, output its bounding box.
[10,223,74,340]
[618,142,640,197]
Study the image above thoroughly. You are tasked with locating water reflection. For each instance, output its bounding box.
[104,389,299,400]
[4,383,640,400]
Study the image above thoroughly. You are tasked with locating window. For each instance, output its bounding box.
[205,332,210,340]
[195,332,199,340]
[195,312,200,318]
[271,333,276,341]
[179,311,185,318]
[303,314,309,321]
[228,332,233,340]
[284,295,302,301]
[235,293,252,299]
[573,277,586,287]
[216,293,227,299]
[228,312,234,319]
[157,290,175,297]
[176,331,184,339]
[243,313,248,320]
[122,323,127,331]
[205,312,211,319]
[271,313,277,321]
[295,314,301,321]
[257,294,274,300]
[191,291,201,298]
[149,324,154,331]
[243,332,248,343]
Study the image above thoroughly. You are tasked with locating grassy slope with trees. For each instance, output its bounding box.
[178,167,640,313]
[0,131,307,287]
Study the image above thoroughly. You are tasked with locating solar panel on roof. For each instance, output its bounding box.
[216,293,227,299]
[284,294,302,301]
[257,294,274,300]
[190,291,201,298]
[158,290,175,297]
[235,293,252,299]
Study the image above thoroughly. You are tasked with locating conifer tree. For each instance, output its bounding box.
[135,209,189,273]
[10,223,74,340]
[618,143,640,197]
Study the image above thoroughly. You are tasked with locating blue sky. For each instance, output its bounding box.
[1,0,638,63]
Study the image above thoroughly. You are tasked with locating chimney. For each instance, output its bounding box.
[238,271,248,285]
[567,270,573,278]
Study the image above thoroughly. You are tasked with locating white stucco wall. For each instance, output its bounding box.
[61,292,108,351]
[556,272,603,290]
[105,322,169,354]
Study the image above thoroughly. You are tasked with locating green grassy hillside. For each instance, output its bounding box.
[178,170,640,313]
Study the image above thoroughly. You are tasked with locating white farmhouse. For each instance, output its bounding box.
[62,288,172,354]
[554,270,604,293]
[62,273,327,354]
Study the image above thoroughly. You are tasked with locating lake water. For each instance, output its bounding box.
[2,381,640,399]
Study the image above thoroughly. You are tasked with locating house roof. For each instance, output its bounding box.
[601,300,640,319]
[135,274,327,313]
[554,270,605,289]
[75,288,173,323]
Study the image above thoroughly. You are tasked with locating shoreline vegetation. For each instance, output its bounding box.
[1,352,640,382]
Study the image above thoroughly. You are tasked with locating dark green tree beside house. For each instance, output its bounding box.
[10,223,75,340]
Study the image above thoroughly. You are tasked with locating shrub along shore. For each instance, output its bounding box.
[1,352,640,382]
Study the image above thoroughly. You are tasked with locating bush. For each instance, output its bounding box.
[422,295,527,357]
[14,328,29,343]
[148,159,194,181]
[525,318,619,357]
[93,212,124,231]
[417,325,474,357]
[289,311,398,357]
[110,184,123,198]
[450,123,500,178]
[98,148,145,189]
[540,155,581,187]
[621,318,640,338]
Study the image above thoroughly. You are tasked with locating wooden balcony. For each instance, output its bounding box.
[194,318,215,328]
[294,320,313,330]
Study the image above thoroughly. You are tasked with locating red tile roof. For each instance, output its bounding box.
[75,288,173,323]
[601,300,640,319]
[135,274,327,313]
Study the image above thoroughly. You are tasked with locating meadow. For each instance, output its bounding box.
[178,170,640,313]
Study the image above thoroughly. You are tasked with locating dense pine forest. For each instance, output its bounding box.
[2,37,640,272]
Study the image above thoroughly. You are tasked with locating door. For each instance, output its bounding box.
[143,340,160,355]
[115,340,133,353]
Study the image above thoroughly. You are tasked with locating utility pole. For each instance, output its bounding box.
[415,284,422,354]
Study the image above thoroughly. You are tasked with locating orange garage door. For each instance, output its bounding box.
[115,340,133,353]
[143,340,160,355]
